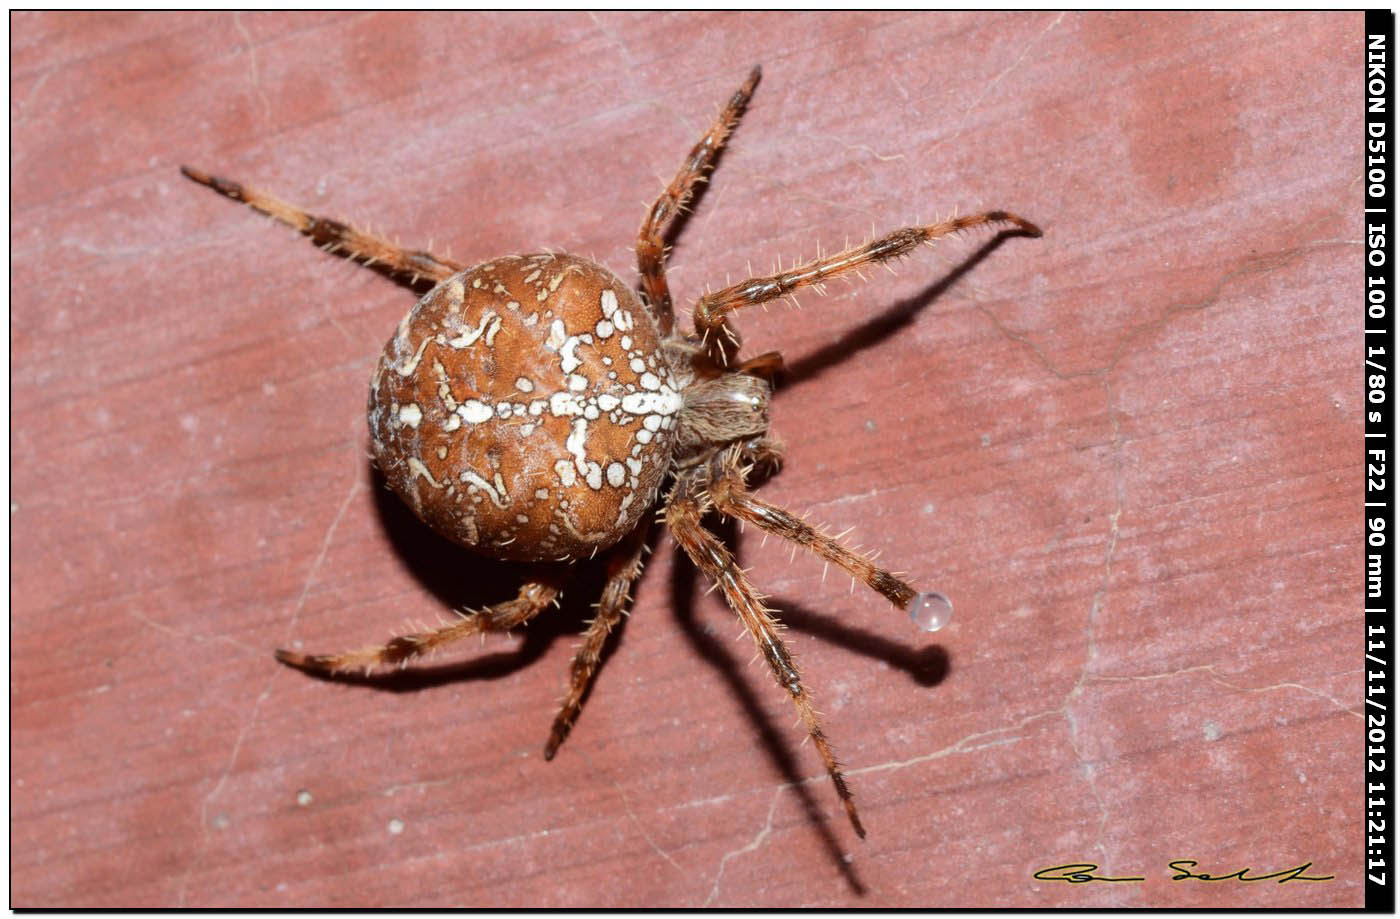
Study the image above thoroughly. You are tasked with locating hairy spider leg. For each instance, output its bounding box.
[693,211,1043,361]
[708,469,918,610]
[275,580,561,675]
[181,165,466,284]
[544,525,651,760]
[637,66,761,340]
[665,492,867,839]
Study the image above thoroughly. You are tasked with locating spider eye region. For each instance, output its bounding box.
[675,373,771,452]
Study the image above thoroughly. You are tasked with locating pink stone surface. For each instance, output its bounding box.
[11,11,1362,907]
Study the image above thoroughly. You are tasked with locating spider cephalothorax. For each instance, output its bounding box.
[183,66,1039,838]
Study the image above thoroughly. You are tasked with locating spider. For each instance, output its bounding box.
[182,66,1040,839]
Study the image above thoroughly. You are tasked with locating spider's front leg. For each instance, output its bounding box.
[181,166,466,285]
[707,455,920,611]
[636,66,760,339]
[276,579,562,675]
[693,211,1041,364]
[544,524,651,760]
[665,489,867,839]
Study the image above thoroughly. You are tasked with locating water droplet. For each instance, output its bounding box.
[296,789,313,807]
[388,818,405,835]
[909,592,953,632]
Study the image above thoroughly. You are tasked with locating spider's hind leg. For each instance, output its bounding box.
[544,524,651,760]
[181,165,466,285]
[276,579,561,675]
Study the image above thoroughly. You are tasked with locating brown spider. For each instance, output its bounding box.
[182,66,1040,839]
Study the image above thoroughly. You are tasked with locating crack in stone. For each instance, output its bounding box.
[1093,663,1363,719]
[126,608,260,656]
[232,13,272,127]
[176,474,361,904]
[706,785,783,906]
[943,12,1066,149]
[577,746,686,876]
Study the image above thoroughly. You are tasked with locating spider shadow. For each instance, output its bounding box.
[670,517,864,895]
[781,229,1033,387]
[287,465,618,694]
[767,598,950,688]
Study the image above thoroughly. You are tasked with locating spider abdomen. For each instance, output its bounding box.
[369,253,681,562]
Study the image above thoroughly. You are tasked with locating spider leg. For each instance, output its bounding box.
[181,165,466,284]
[693,211,1042,356]
[543,525,650,760]
[709,471,918,610]
[666,491,867,838]
[636,66,761,338]
[275,579,561,675]
[733,350,784,381]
